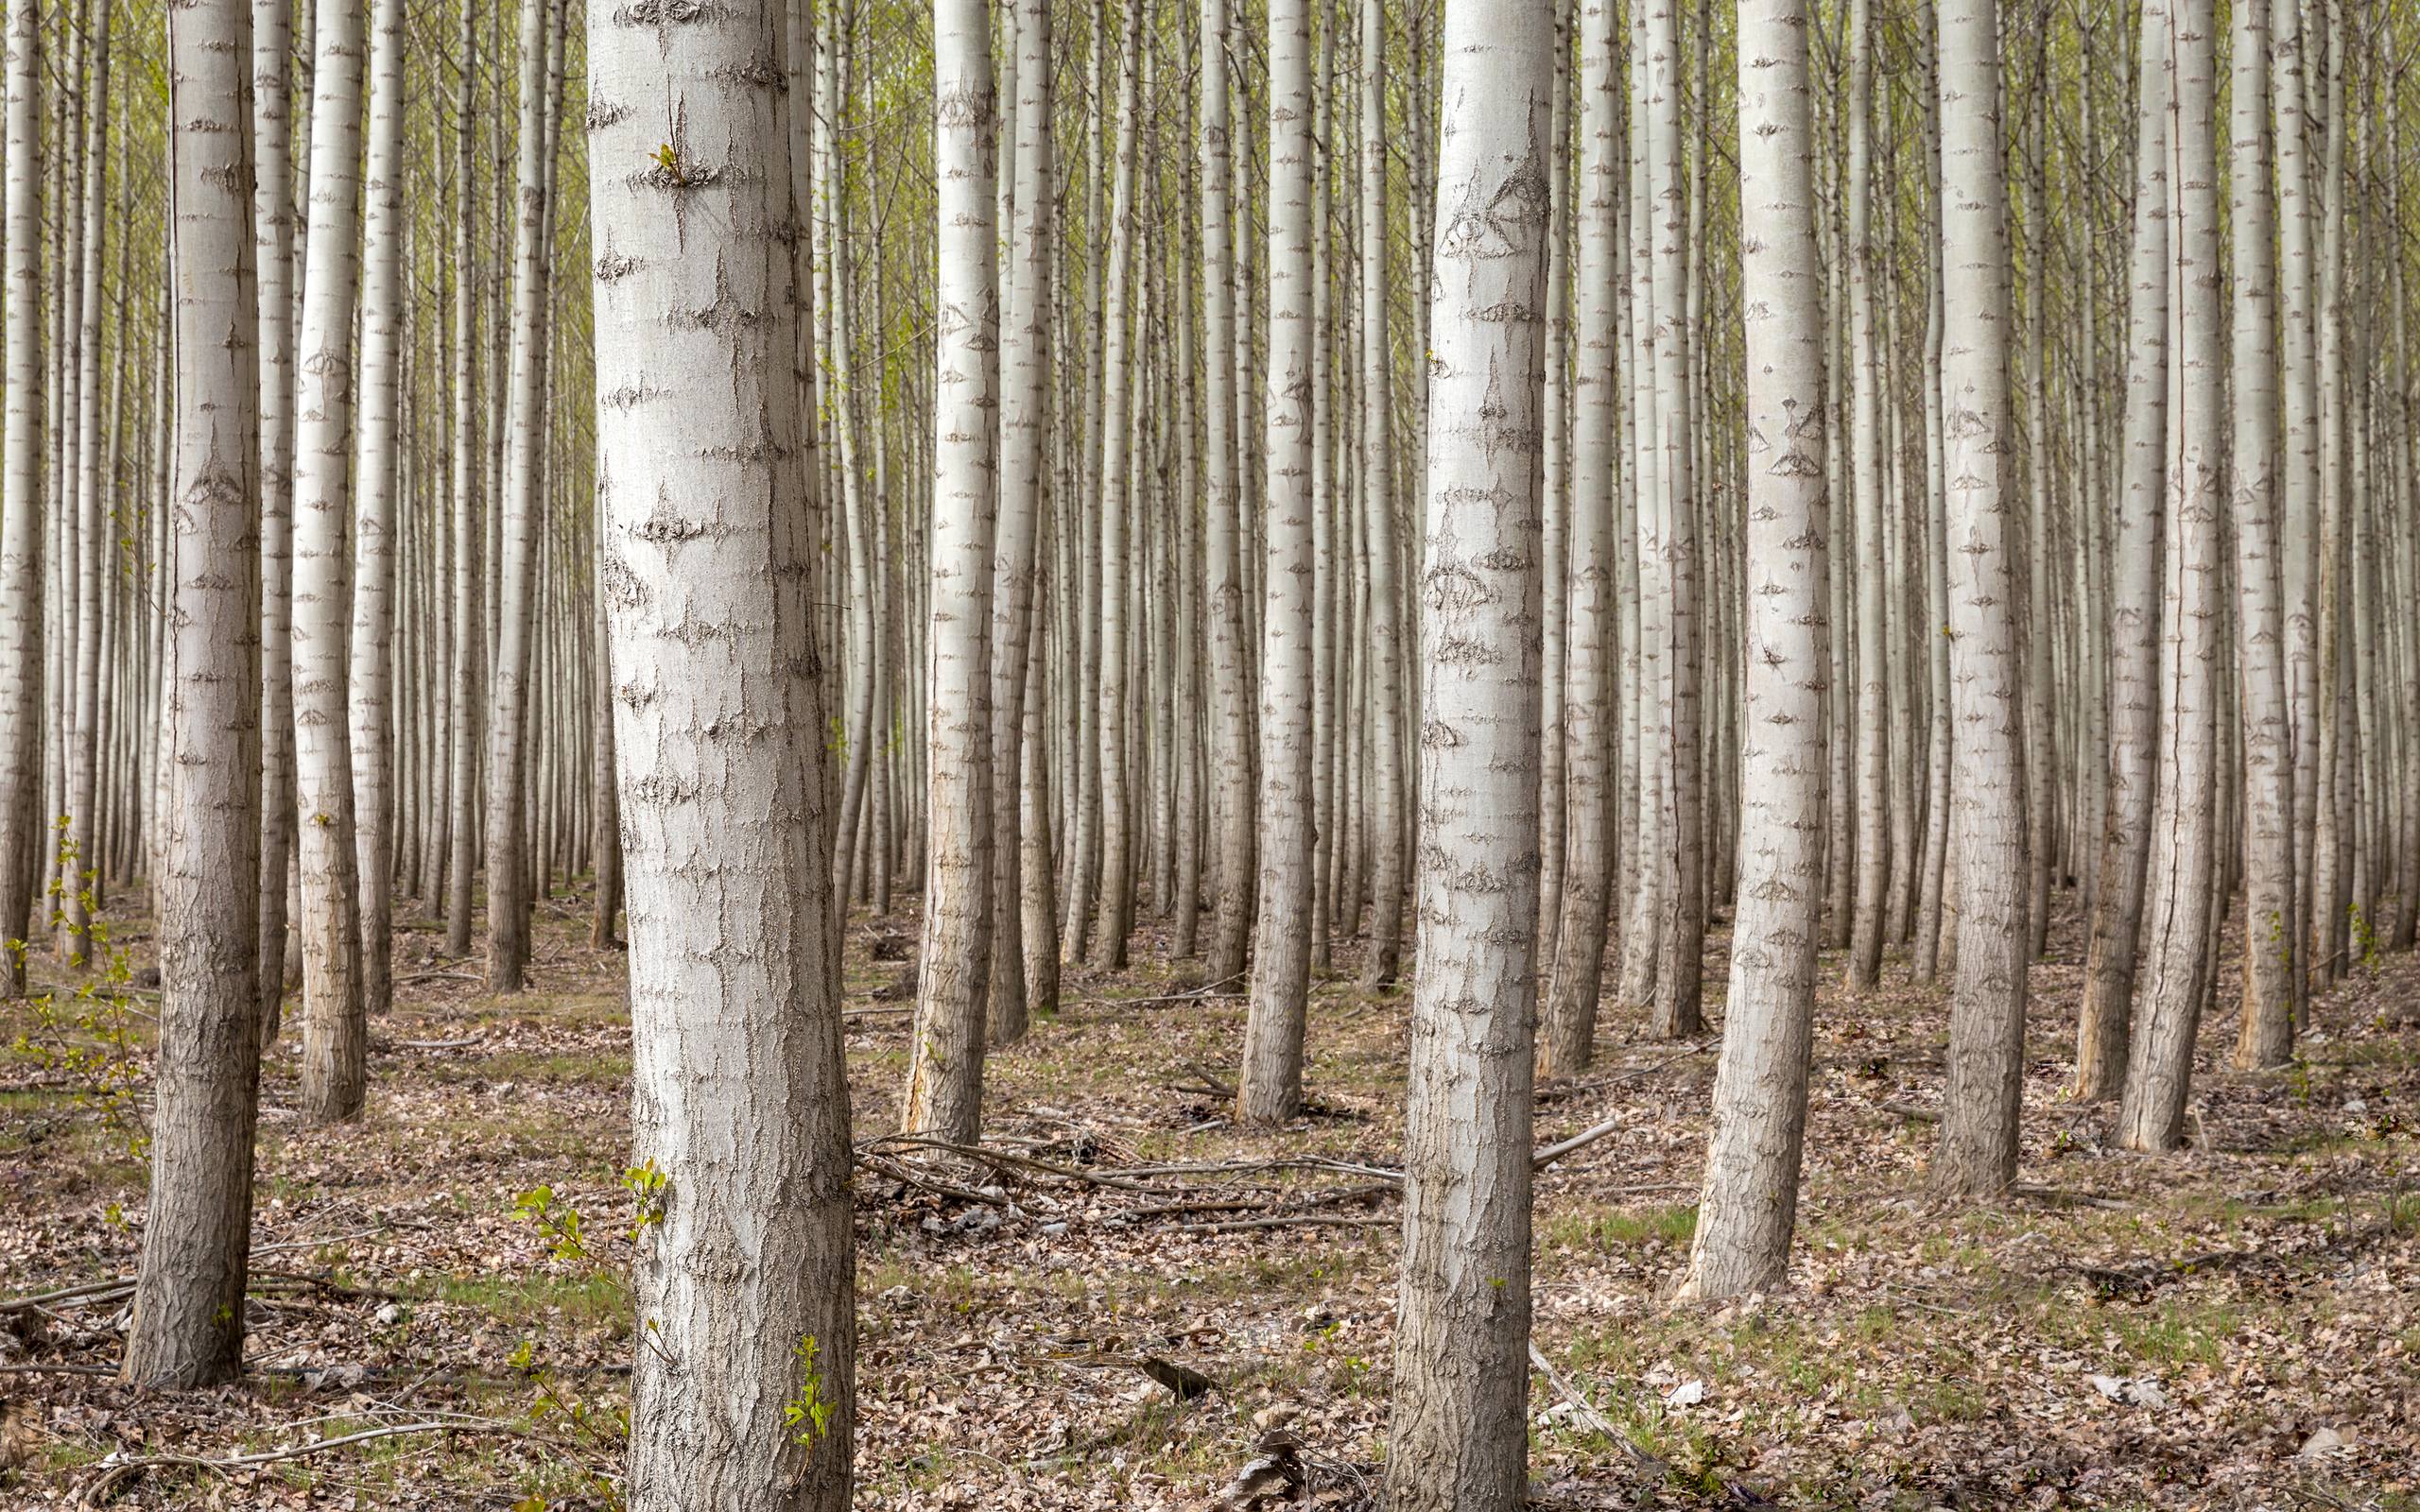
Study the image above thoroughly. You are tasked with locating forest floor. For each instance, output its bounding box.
[1,886,2415,1511]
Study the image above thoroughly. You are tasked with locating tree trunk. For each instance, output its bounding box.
[1238,0,1318,1125]
[1843,0,1890,990]
[1680,0,1828,1302]
[902,0,998,1144]
[588,1,855,1502]
[1930,0,2029,1199]
[291,0,369,1123]
[1383,4,1551,1503]
[0,0,41,1000]
[252,0,299,1031]
[1357,0,1407,991]
[1201,0,1255,988]
[2230,0,2294,1070]
[123,0,265,1388]
[2075,0,2169,1103]
[347,0,405,1021]
[1089,0,1142,971]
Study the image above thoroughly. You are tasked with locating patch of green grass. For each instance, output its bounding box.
[1547,1203,1698,1250]
[424,1270,628,1330]
[2115,1299,2240,1369]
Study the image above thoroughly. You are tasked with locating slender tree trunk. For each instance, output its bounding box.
[1930,0,2029,1198]
[123,0,264,1388]
[59,0,114,960]
[1202,0,1255,988]
[347,0,405,1020]
[1681,0,1827,1301]
[442,0,482,961]
[1238,0,1319,1125]
[1357,0,1406,990]
[483,0,559,993]
[1540,0,1620,1073]
[2075,0,2169,1102]
[0,0,42,998]
[2231,0,2294,1069]
[1383,3,1551,1500]
[2118,0,2222,1152]
[291,0,369,1123]
[253,0,298,1030]
[1090,0,1142,971]
[902,0,998,1144]
[987,0,1052,1043]
[1843,0,1889,989]
[589,4,856,1504]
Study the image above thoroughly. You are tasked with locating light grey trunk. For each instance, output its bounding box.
[0,1,41,998]
[1383,5,1552,1503]
[1930,0,2029,1199]
[1238,0,1319,1125]
[1201,0,1255,987]
[253,0,298,1027]
[123,0,265,1389]
[1681,0,1828,1301]
[903,0,999,1144]
[291,0,369,1123]
[587,2,856,1503]
[1357,0,1407,989]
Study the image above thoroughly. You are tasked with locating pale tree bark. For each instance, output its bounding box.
[1202,0,1255,987]
[484,0,560,994]
[1929,0,2030,1198]
[347,0,405,1021]
[291,0,369,1123]
[252,0,298,1029]
[1540,0,1619,1074]
[1357,0,1406,990]
[2075,0,2168,1103]
[902,0,998,1144]
[2230,0,2294,1070]
[1239,0,1318,1125]
[987,0,1052,1044]
[1911,1,1951,985]
[2274,0,2318,1014]
[1681,0,1827,1302]
[0,0,41,998]
[442,0,482,962]
[122,0,264,1387]
[1090,0,1142,971]
[588,2,855,1503]
[2118,0,2222,1153]
[1843,0,1888,989]
[60,0,115,960]
[1644,0,1703,1040]
[1383,6,1551,1504]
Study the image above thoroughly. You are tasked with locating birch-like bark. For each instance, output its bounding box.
[2075,0,2168,1102]
[1930,0,2030,1198]
[1202,0,1255,987]
[2118,0,2221,1153]
[1540,0,1619,1074]
[2275,0,2318,1013]
[1843,0,1889,989]
[1239,0,1318,1125]
[1383,4,1551,1501]
[2229,0,2294,1069]
[442,0,482,960]
[483,0,560,994]
[252,0,298,1025]
[1357,0,1407,990]
[291,0,369,1123]
[123,0,264,1387]
[60,0,115,959]
[347,0,405,1020]
[902,0,998,1144]
[589,3,855,1503]
[0,1,41,997]
[1090,0,1142,971]
[987,0,1052,1043]
[1681,0,1827,1301]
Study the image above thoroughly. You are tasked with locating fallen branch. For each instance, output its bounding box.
[1527,1344,1656,1467]
[78,1418,533,1500]
[1177,1213,1394,1235]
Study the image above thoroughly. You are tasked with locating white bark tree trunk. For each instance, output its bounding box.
[2118,0,2222,1154]
[1357,0,1407,990]
[587,2,855,1503]
[1238,0,1318,1126]
[2076,0,2169,1102]
[123,0,265,1387]
[291,0,369,1122]
[1681,0,1828,1302]
[252,0,299,1031]
[1930,0,2030,1198]
[1383,3,1552,1502]
[1201,0,1255,988]
[0,0,42,998]
[903,0,998,1144]
[347,0,405,1022]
